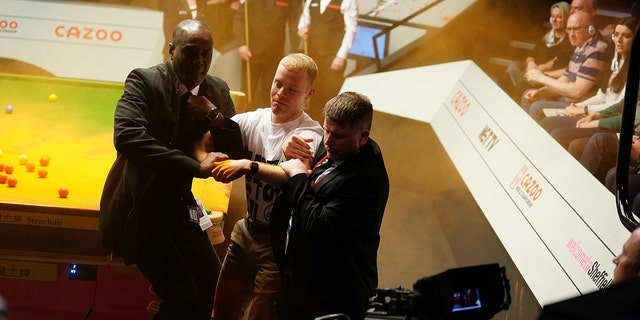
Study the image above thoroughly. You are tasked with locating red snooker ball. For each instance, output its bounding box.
[58,187,69,198]
[25,161,36,172]
[40,155,50,166]
[37,168,48,178]
[7,177,17,187]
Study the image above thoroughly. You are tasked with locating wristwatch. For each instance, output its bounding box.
[206,107,220,121]
[247,161,259,179]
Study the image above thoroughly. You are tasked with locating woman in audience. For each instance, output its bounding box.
[502,1,573,101]
[539,16,638,150]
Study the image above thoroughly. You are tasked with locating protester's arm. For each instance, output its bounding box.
[211,158,308,186]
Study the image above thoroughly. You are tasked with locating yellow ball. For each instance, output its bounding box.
[48,93,57,102]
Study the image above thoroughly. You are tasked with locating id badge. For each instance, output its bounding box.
[196,198,213,231]
[187,205,203,224]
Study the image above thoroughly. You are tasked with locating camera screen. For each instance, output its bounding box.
[451,288,482,312]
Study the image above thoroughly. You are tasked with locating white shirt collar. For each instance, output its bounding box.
[178,83,200,96]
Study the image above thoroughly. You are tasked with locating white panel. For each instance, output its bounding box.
[342,60,471,122]
[341,60,631,306]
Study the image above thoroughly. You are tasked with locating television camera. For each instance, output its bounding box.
[365,263,511,320]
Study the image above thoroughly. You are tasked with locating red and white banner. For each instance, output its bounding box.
[0,0,163,82]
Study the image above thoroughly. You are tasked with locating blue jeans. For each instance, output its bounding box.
[520,89,569,122]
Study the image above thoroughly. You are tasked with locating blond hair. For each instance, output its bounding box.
[279,53,319,88]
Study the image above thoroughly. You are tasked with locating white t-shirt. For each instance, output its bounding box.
[232,108,323,224]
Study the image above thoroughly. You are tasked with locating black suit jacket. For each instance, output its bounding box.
[273,139,390,320]
[99,61,238,264]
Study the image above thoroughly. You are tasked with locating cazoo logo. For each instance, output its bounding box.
[54,25,123,42]
[510,165,543,207]
[451,90,470,116]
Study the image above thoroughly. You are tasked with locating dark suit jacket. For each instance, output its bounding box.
[99,61,237,264]
[273,139,390,320]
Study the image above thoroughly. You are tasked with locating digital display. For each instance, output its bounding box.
[451,288,482,312]
[348,24,388,60]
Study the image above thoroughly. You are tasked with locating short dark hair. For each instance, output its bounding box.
[172,19,212,45]
[323,92,373,130]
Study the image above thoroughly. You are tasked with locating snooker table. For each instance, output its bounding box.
[0,72,231,269]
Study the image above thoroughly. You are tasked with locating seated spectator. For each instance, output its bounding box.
[543,16,636,122]
[612,226,640,284]
[539,17,638,152]
[578,132,628,183]
[547,98,640,152]
[521,10,611,122]
[604,135,640,210]
[501,2,573,101]
[570,0,616,38]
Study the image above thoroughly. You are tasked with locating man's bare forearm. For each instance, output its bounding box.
[249,161,291,187]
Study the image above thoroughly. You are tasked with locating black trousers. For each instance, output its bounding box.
[136,213,220,320]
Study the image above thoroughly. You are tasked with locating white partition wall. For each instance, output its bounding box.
[342,60,631,306]
[1,0,164,82]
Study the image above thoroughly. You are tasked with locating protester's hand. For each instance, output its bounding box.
[211,159,251,183]
[283,135,314,165]
[196,152,229,178]
[279,159,309,177]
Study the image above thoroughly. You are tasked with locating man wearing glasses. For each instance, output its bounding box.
[522,10,611,122]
